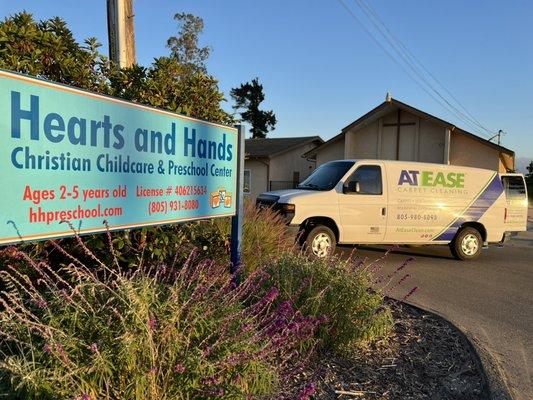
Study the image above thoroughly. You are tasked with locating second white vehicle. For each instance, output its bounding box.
[256,160,528,260]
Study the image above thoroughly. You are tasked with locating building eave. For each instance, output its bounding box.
[245,136,324,159]
[268,136,324,158]
[302,133,345,158]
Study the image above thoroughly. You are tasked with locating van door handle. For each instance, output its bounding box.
[382,207,386,216]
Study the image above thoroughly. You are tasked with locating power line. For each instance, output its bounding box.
[349,0,493,137]
[335,0,472,131]
[337,0,497,139]
[353,0,495,137]
[355,0,495,136]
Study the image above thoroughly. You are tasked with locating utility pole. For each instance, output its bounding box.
[489,129,505,145]
[107,0,136,68]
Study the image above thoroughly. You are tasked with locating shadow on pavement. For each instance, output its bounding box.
[337,244,456,260]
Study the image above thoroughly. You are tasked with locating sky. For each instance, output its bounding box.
[1,0,532,168]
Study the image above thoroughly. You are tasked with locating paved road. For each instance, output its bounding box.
[336,228,533,400]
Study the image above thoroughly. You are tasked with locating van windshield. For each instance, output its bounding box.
[298,161,355,191]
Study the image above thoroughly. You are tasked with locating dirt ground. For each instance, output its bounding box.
[306,302,487,400]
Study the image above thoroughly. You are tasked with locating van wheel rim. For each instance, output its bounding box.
[311,233,331,257]
[461,234,479,256]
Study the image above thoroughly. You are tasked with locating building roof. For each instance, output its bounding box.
[245,136,323,158]
[304,98,514,157]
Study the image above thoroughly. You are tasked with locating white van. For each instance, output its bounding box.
[256,160,528,260]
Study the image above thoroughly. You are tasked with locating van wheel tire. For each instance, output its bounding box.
[304,225,336,258]
[450,227,482,260]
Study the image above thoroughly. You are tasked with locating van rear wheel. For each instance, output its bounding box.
[304,225,336,258]
[451,227,482,260]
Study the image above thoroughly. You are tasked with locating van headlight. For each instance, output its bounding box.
[278,203,295,224]
[280,203,295,213]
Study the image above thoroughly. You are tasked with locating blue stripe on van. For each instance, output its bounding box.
[433,174,504,241]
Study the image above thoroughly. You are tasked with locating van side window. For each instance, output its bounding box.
[502,176,526,199]
[346,165,382,195]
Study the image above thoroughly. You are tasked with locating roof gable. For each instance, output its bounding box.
[307,98,514,157]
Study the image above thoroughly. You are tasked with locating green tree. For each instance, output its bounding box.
[107,57,232,124]
[0,12,109,92]
[0,11,232,125]
[231,77,276,138]
[526,161,533,176]
[166,13,210,73]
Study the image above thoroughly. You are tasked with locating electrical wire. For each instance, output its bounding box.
[355,0,495,136]
[350,0,493,137]
[335,0,468,129]
[337,0,497,138]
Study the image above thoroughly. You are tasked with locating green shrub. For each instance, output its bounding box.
[0,240,322,400]
[204,201,295,273]
[264,253,393,355]
[30,201,294,275]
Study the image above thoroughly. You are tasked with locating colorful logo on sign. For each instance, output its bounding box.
[210,188,232,209]
[398,170,465,188]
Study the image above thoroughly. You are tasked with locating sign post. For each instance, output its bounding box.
[0,69,238,245]
[230,125,245,283]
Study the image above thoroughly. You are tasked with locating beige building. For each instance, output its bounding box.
[305,97,515,172]
[244,136,323,199]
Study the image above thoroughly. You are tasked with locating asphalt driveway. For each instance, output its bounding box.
[336,227,533,400]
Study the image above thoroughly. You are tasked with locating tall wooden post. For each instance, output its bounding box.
[107,0,136,68]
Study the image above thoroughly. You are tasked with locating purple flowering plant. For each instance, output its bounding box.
[0,205,405,399]
[0,231,322,400]
[261,252,394,354]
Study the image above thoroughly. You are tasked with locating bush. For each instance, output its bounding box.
[264,253,393,355]
[195,201,295,273]
[30,201,293,276]
[0,209,397,397]
[0,238,322,400]
[0,12,233,125]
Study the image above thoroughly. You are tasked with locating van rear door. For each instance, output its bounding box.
[501,174,528,232]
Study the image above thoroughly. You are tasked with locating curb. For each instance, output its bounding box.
[467,334,514,400]
[400,301,513,400]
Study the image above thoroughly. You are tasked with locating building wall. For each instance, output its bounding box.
[269,142,318,183]
[316,137,345,165]
[316,108,511,172]
[449,132,501,171]
[244,159,268,200]
[500,152,515,172]
[342,110,447,163]
[418,119,445,163]
[397,111,419,161]
[344,121,379,159]
[244,142,321,199]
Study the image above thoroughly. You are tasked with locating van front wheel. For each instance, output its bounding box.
[304,225,336,258]
[451,227,482,260]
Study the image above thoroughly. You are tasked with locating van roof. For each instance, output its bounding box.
[334,159,506,174]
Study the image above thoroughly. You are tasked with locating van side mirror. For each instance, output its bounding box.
[344,181,360,194]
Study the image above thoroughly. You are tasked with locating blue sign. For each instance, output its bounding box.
[0,69,238,245]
